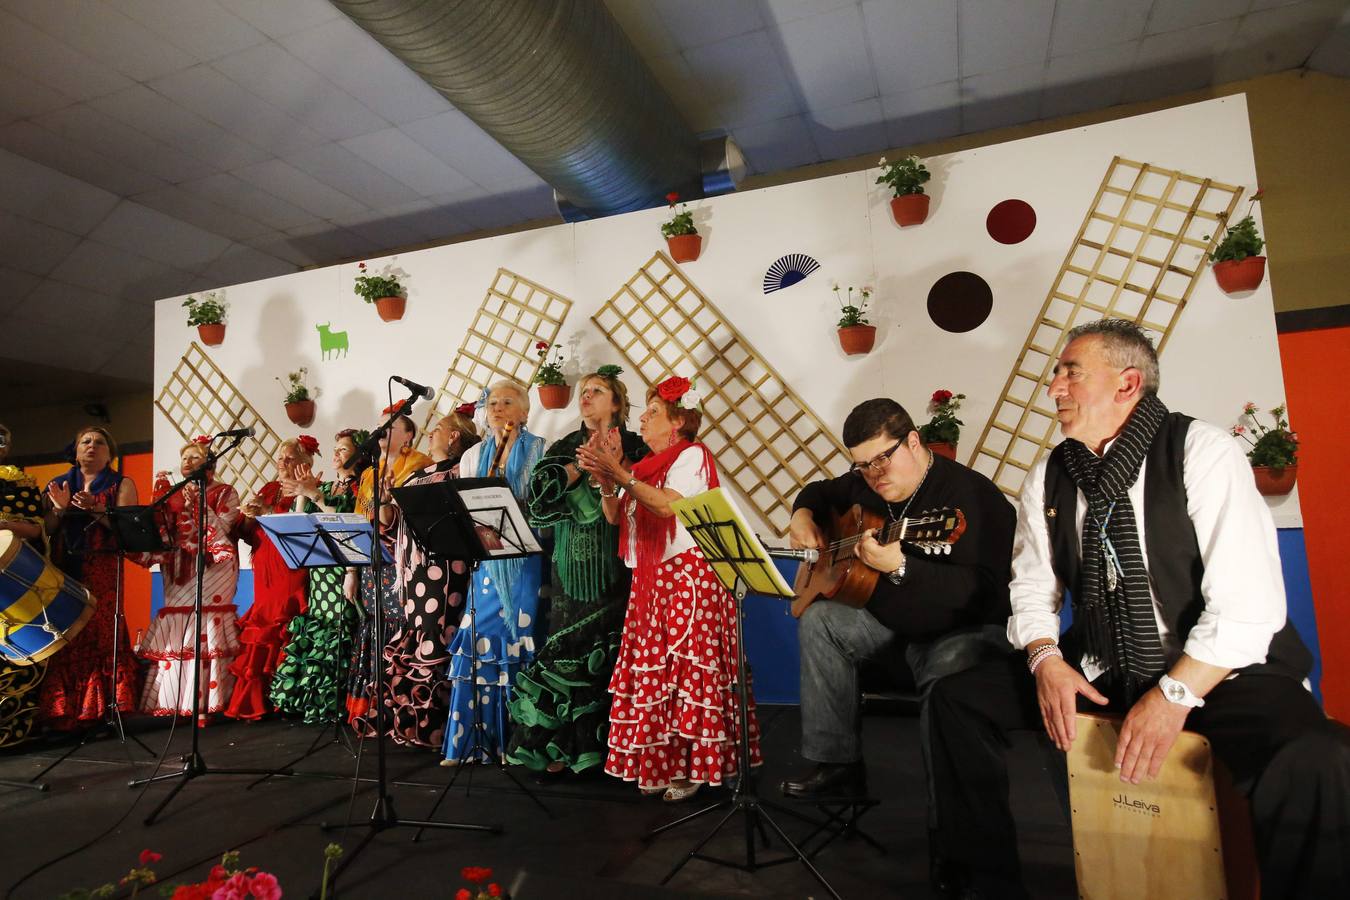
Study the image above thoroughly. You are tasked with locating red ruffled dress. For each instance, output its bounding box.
[604,442,761,791]
[224,482,306,720]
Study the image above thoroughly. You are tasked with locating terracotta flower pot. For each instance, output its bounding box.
[374,295,406,322]
[666,234,702,263]
[537,383,571,410]
[837,325,877,356]
[197,323,226,346]
[285,400,316,428]
[928,442,957,460]
[889,194,930,226]
[1213,256,1266,294]
[1253,465,1296,496]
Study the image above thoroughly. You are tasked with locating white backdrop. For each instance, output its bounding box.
[154,94,1299,559]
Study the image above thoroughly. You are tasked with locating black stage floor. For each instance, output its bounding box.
[0,706,1076,899]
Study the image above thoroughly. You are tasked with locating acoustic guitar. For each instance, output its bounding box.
[790,505,966,618]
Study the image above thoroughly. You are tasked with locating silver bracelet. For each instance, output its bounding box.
[1027,644,1063,675]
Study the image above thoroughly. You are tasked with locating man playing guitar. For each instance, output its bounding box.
[780,398,1016,873]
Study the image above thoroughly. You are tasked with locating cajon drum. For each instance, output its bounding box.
[1067,713,1258,900]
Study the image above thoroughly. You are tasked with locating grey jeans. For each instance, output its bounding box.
[798,600,1010,765]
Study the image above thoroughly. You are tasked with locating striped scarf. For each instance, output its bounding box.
[1059,392,1168,702]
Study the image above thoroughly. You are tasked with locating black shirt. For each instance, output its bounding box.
[792,453,1015,639]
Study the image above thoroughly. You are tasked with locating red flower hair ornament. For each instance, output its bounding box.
[382,400,409,417]
[297,434,320,455]
[191,435,212,446]
[455,402,477,417]
[657,376,701,411]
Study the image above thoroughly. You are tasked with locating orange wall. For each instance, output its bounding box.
[25,451,154,642]
[1278,326,1350,720]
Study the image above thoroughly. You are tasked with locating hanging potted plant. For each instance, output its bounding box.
[277,367,319,427]
[1232,401,1299,496]
[532,341,570,409]
[919,390,966,460]
[183,291,228,346]
[1207,189,1266,294]
[877,155,931,226]
[661,191,701,263]
[835,285,876,355]
[354,262,406,322]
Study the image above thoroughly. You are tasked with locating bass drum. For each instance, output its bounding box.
[0,531,96,665]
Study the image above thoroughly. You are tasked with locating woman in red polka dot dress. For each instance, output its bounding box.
[578,376,761,802]
[136,437,242,721]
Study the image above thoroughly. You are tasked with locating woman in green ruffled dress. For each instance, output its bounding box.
[507,366,646,775]
[268,429,366,724]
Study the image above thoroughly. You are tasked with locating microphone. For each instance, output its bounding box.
[392,376,434,400]
[215,427,255,439]
[766,547,820,563]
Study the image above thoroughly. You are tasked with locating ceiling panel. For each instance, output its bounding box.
[131,183,278,243]
[89,84,269,171]
[0,265,43,316]
[961,62,1046,134]
[1124,18,1242,102]
[0,210,83,276]
[280,222,374,263]
[178,172,317,232]
[731,114,819,174]
[2,0,196,82]
[285,141,425,210]
[0,62,75,125]
[340,128,477,198]
[653,0,767,49]
[211,42,389,142]
[0,148,119,235]
[880,80,962,148]
[95,335,155,381]
[1042,42,1135,119]
[863,0,959,95]
[1050,0,1151,55]
[683,31,801,127]
[776,4,876,110]
[0,120,167,196]
[216,0,342,40]
[37,104,217,184]
[21,278,126,334]
[959,0,1055,76]
[0,10,134,100]
[806,97,888,161]
[111,0,268,61]
[280,18,450,126]
[1309,7,1350,75]
[232,158,368,220]
[764,0,858,24]
[399,110,544,193]
[603,0,681,58]
[1146,0,1254,35]
[149,65,328,157]
[49,238,194,300]
[1216,0,1350,82]
[89,201,232,270]
[198,242,295,287]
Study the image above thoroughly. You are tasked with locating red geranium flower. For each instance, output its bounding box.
[657,376,691,403]
[461,866,493,883]
[139,849,163,866]
[666,191,680,205]
[454,890,471,900]
[535,340,549,351]
[931,389,953,405]
[488,883,502,897]
[296,434,320,455]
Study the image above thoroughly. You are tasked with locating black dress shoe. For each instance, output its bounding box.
[779,761,867,801]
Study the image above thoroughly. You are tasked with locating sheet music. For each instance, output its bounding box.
[457,486,543,557]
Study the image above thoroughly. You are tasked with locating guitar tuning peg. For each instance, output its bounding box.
[943,545,953,555]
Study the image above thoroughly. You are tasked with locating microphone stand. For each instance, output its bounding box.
[321,391,497,895]
[128,433,287,824]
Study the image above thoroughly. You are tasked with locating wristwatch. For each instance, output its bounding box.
[885,555,907,585]
[1158,674,1205,708]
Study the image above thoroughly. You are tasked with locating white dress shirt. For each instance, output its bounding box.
[622,446,708,567]
[1007,418,1288,680]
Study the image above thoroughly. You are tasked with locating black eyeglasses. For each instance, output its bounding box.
[848,439,904,476]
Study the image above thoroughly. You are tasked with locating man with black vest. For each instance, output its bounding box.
[926,319,1348,898]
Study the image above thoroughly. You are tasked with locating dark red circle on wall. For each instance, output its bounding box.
[986,198,1036,244]
[927,271,993,333]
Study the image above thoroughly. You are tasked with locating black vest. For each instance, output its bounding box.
[1043,412,1311,683]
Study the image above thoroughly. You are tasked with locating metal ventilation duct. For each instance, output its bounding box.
[331,0,708,219]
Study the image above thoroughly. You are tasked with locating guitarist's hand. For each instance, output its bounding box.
[857,528,902,572]
[788,509,825,550]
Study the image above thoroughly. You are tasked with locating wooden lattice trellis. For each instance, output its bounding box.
[154,342,283,495]
[593,252,851,536]
[969,156,1244,497]
[418,268,573,443]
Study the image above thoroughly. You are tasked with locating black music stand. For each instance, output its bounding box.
[28,503,163,788]
[318,395,499,897]
[393,476,552,831]
[646,487,841,900]
[246,512,384,787]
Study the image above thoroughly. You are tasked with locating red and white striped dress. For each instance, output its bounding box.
[137,474,242,717]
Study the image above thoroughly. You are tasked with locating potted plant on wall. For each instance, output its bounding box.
[919,390,966,460]
[661,191,701,263]
[183,291,228,346]
[877,155,932,226]
[354,262,406,322]
[278,367,319,427]
[1232,400,1298,495]
[835,285,876,355]
[532,341,570,409]
[1208,189,1266,294]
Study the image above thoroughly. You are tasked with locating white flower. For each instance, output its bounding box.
[679,389,702,410]
[878,156,887,166]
